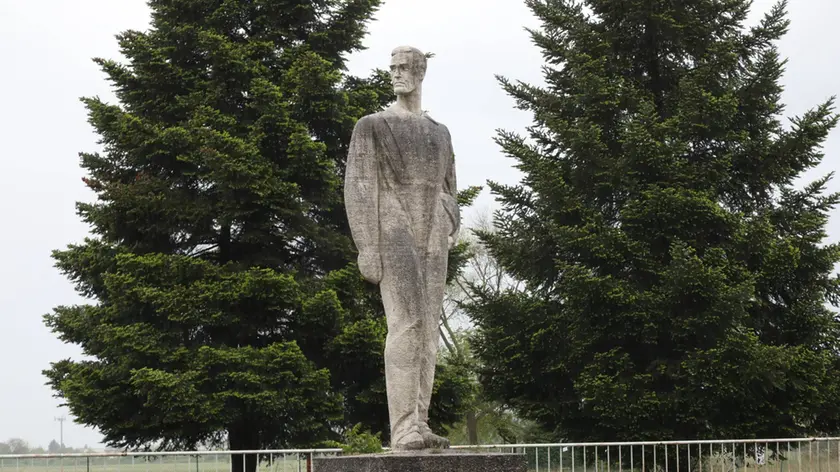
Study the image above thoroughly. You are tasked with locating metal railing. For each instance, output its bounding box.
[0,449,340,472]
[453,438,840,471]
[2,438,839,471]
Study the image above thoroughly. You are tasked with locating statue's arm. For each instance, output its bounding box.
[442,128,460,246]
[344,116,381,261]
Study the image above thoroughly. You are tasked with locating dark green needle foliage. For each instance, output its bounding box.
[43,1,469,467]
[470,0,840,442]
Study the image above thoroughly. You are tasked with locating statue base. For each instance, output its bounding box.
[312,451,527,472]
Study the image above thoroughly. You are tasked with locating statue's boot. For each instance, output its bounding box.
[419,423,450,449]
[392,428,425,451]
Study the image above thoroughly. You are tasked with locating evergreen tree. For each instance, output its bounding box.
[44,1,469,468]
[47,440,61,454]
[471,0,840,443]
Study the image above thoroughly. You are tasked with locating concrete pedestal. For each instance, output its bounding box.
[312,451,527,472]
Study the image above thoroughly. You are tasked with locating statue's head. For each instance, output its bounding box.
[390,46,426,96]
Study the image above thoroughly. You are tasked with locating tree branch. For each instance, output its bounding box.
[440,307,463,358]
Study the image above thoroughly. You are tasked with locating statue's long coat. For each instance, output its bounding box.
[344,108,459,444]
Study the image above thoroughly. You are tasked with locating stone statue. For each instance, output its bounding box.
[344,45,460,451]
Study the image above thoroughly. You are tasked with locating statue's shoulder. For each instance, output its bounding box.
[352,113,387,138]
[357,109,450,134]
[422,113,443,126]
[355,113,380,127]
[371,111,390,120]
[423,113,452,139]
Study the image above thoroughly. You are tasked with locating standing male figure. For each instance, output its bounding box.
[344,46,460,451]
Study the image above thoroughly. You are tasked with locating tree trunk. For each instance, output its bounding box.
[229,424,259,472]
[466,411,479,445]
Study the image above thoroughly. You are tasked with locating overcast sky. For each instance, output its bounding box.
[1,0,838,451]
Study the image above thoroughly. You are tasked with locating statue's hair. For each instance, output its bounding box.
[391,45,427,76]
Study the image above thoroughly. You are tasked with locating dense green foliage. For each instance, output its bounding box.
[43,0,470,465]
[325,423,384,454]
[470,0,840,442]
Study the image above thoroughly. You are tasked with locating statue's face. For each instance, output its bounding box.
[390,52,422,95]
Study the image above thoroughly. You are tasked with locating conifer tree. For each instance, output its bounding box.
[44,1,469,468]
[470,0,840,442]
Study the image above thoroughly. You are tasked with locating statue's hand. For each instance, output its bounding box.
[358,250,383,285]
[440,194,460,249]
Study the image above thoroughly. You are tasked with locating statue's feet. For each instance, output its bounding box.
[419,424,450,449]
[421,431,450,449]
[392,431,425,451]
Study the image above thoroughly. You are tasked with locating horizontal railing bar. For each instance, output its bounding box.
[453,437,837,448]
[0,448,342,459]
[3,437,836,460]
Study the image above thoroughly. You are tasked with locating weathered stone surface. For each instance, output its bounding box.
[344,45,459,451]
[313,452,527,472]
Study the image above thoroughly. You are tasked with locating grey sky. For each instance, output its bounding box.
[1,0,837,451]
